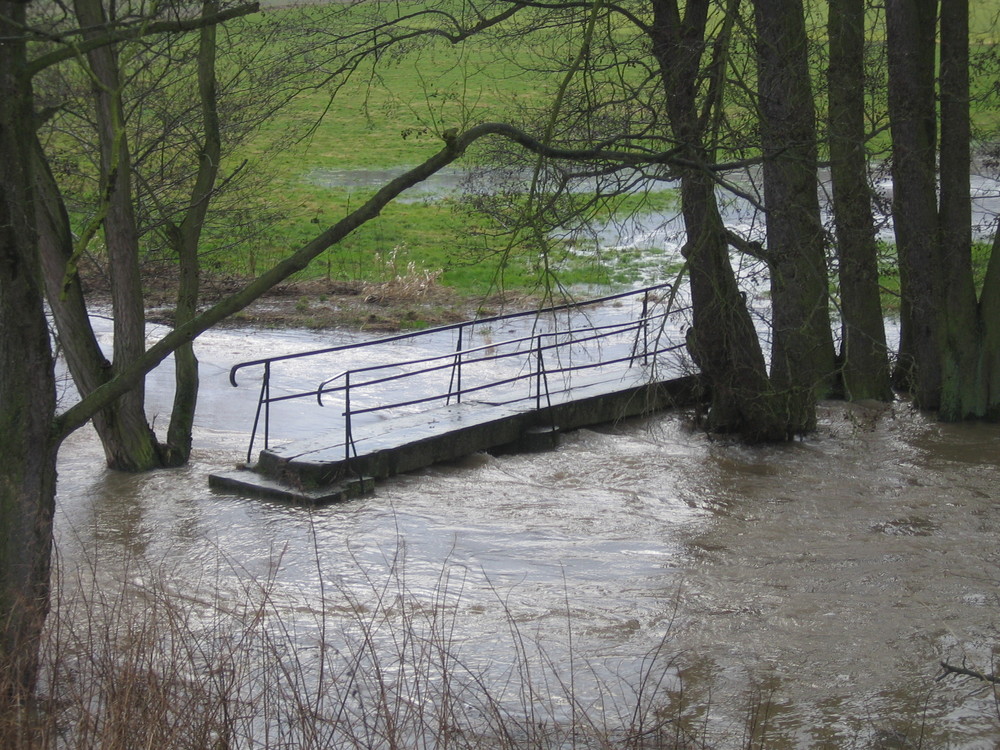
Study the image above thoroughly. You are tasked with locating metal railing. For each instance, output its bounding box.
[229,283,689,465]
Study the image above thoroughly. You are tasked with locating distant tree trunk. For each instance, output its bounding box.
[885,0,941,404]
[72,0,164,470]
[650,0,788,440]
[0,0,59,700]
[754,0,838,432]
[827,0,892,401]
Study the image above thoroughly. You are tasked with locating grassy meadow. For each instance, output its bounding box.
[47,0,996,304]
[227,0,999,303]
[217,5,688,297]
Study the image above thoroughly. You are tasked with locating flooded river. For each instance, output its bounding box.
[52,322,1000,748]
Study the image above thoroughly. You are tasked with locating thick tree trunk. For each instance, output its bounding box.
[885,0,941,405]
[0,1,59,701]
[649,0,787,440]
[33,137,169,470]
[73,0,164,470]
[937,0,980,419]
[754,0,838,432]
[680,173,788,439]
[827,0,892,401]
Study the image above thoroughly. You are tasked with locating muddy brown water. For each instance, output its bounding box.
[52,323,1000,747]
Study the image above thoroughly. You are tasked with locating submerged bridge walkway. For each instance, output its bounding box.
[209,283,702,503]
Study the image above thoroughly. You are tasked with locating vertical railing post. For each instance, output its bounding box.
[534,333,543,411]
[642,289,650,365]
[457,325,463,403]
[263,361,272,450]
[447,324,464,405]
[344,371,352,463]
[246,361,271,465]
[631,289,651,367]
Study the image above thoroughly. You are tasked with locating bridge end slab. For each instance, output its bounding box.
[208,466,375,504]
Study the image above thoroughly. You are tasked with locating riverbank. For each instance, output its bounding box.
[82,260,545,332]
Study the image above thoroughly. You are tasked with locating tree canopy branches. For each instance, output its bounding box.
[24,2,259,74]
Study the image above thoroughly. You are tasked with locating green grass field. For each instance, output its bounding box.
[113,1,1000,300]
[231,1,999,298]
[224,4,693,295]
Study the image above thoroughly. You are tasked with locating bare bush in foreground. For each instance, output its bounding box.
[5,546,717,750]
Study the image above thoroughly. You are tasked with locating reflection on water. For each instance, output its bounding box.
[52,326,1000,747]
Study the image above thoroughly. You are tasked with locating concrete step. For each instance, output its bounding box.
[208,466,374,505]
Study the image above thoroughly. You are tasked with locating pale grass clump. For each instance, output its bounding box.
[5,549,718,750]
[364,245,444,303]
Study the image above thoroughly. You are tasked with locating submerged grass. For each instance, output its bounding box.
[256,184,682,294]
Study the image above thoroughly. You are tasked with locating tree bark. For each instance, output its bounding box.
[979,228,1000,418]
[885,0,941,405]
[754,0,838,432]
[72,0,164,470]
[33,136,164,470]
[937,0,980,419]
[163,0,222,465]
[827,0,892,401]
[649,0,787,440]
[0,0,59,700]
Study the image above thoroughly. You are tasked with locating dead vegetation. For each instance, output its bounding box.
[3,549,724,750]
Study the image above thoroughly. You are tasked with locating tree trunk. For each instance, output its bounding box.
[885,0,941,405]
[979,228,1000,418]
[827,0,892,401]
[754,0,838,432]
[937,0,980,419]
[649,0,788,440]
[680,172,788,439]
[33,136,169,470]
[164,0,222,465]
[73,0,164,470]
[0,0,59,701]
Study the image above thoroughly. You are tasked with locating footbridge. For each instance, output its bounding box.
[209,283,702,503]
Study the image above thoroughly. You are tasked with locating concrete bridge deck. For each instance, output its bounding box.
[209,284,698,503]
[210,370,701,503]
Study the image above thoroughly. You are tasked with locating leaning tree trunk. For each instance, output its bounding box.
[649,0,787,440]
[73,0,164,470]
[755,0,838,433]
[33,137,169,471]
[680,172,788,439]
[827,0,892,402]
[0,0,59,703]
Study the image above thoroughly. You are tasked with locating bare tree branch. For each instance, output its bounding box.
[726,229,768,263]
[26,3,259,75]
[938,660,1000,685]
